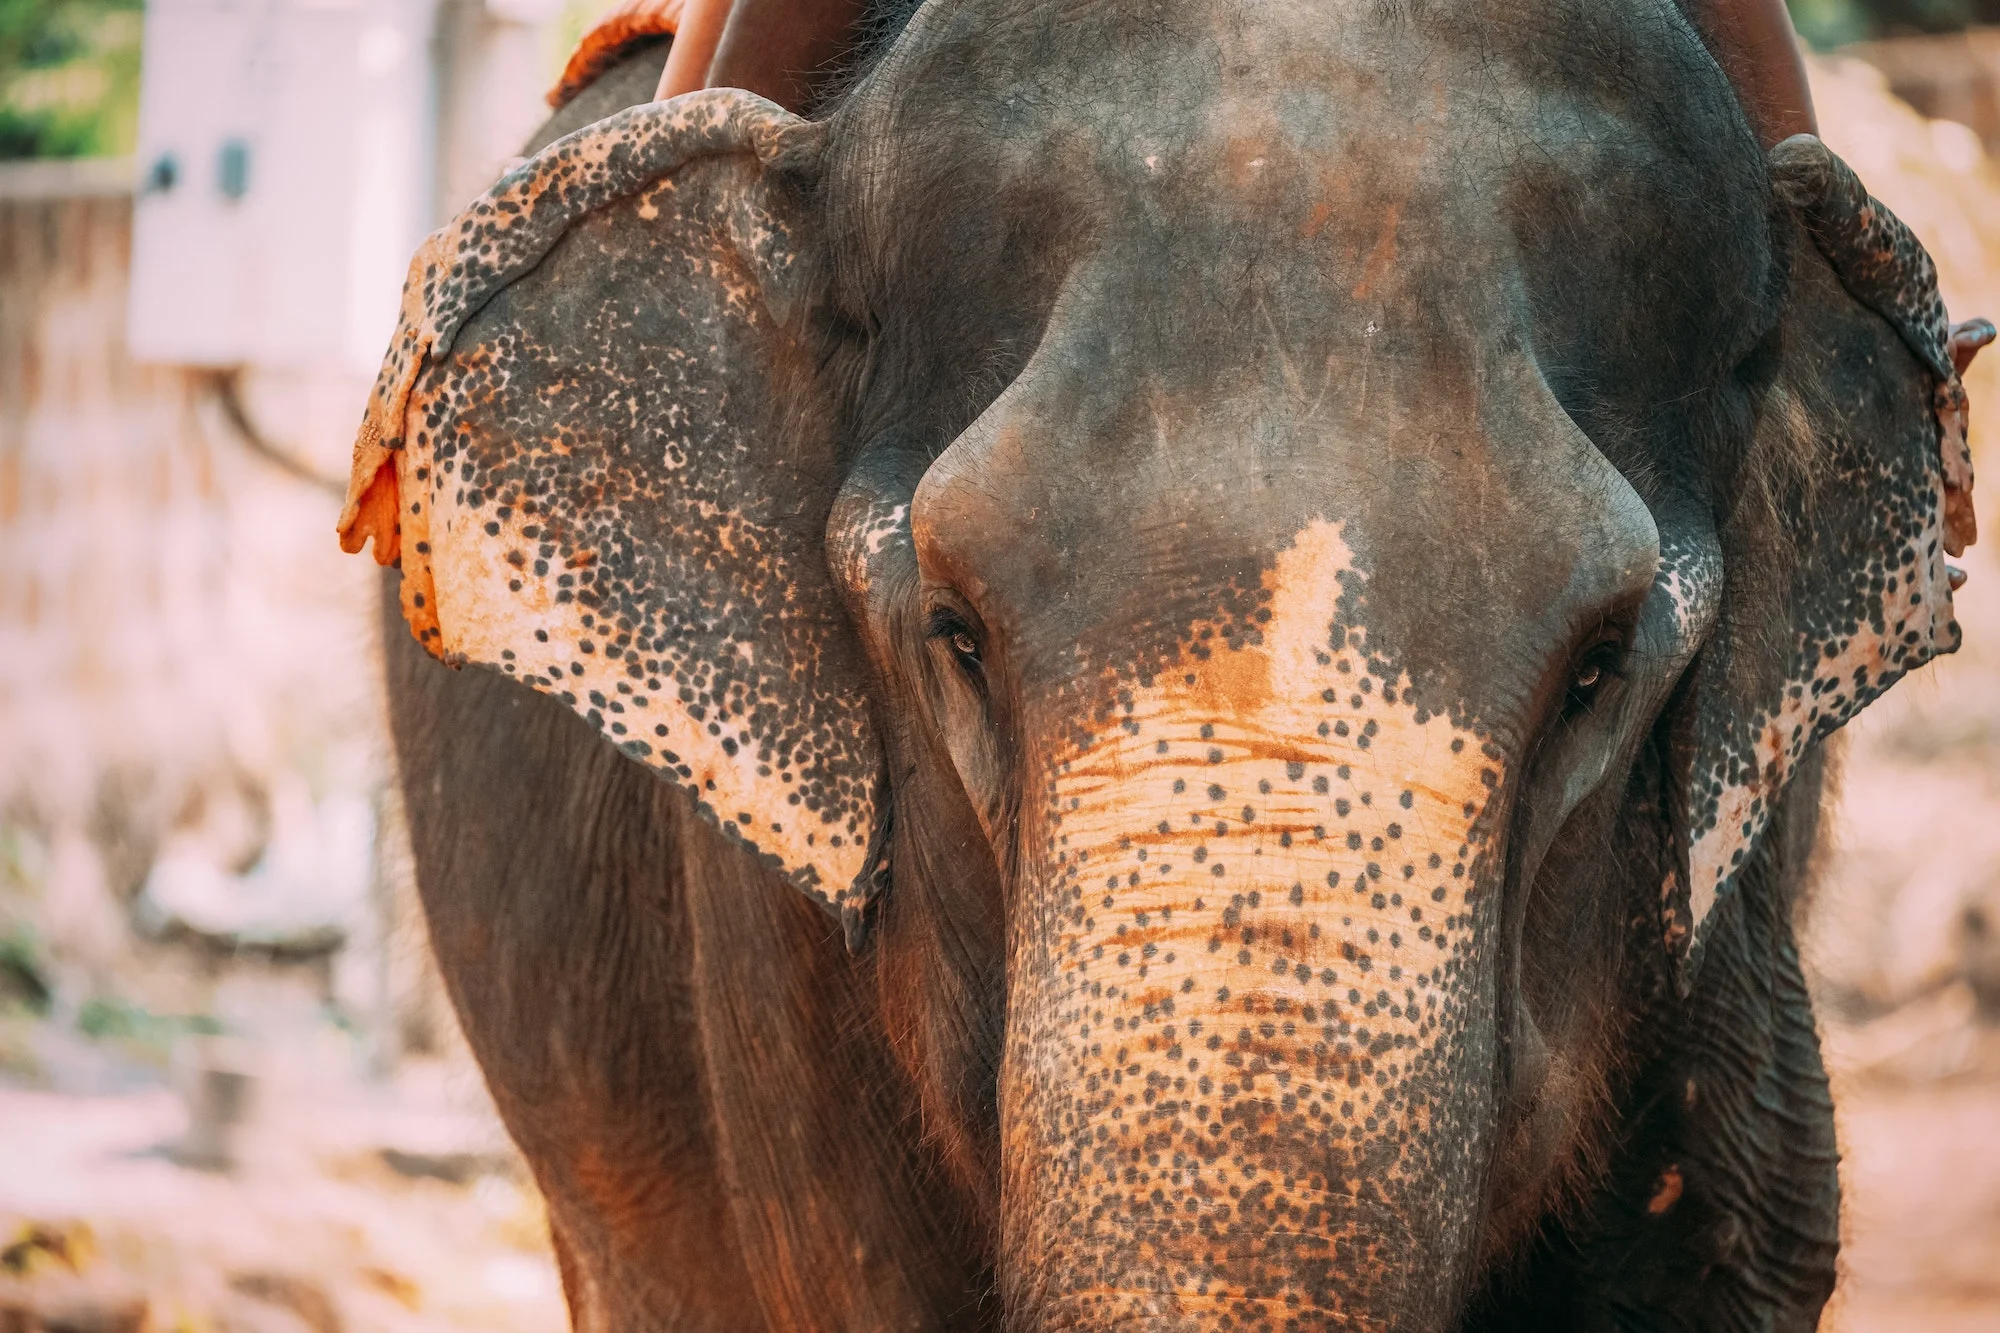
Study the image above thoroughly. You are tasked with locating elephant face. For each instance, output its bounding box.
[340,0,1977,1325]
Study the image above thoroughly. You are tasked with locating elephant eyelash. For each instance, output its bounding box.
[1563,642,1626,715]
[926,607,984,671]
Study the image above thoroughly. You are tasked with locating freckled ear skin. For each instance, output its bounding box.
[1770,134,1982,553]
[1664,140,1979,971]
[337,90,885,915]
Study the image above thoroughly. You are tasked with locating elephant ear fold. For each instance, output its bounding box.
[1769,134,1985,554]
[1663,136,1987,972]
[337,90,887,920]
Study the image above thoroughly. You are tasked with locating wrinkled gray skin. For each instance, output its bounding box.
[377,2,1962,1328]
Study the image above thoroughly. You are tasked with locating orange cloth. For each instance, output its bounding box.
[547,0,684,110]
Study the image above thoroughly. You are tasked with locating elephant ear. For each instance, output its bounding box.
[1664,135,1989,970]
[337,90,886,919]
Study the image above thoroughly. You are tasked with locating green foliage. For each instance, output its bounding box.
[1790,0,2000,46]
[0,926,48,1015]
[75,994,221,1043]
[0,0,143,160]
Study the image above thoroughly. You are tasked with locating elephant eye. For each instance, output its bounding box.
[1563,643,1624,716]
[928,607,984,673]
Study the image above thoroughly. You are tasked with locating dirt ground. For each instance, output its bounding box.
[2,1022,1996,1332]
[0,1058,566,1333]
[1811,714,2000,1333]
[1826,1069,2000,1332]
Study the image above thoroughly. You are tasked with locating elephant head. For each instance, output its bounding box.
[341,0,1981,1324]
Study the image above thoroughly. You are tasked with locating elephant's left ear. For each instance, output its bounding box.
[1664,136,1990,971]
[338,90,887,917]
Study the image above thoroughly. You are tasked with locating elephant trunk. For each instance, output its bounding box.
[999,522,1508,1329]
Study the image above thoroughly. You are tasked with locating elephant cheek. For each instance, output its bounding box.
[999,524,1507,1326]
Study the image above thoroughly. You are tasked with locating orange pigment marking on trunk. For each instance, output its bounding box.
[1222,136,1274,192]
[1646,1165,1684,1215]
[1300,199,1334,239]
[1047,1286,1396,1329]
[1299,164,1358,243]
[1008,521,1504,1320]
[1348,203,1401,302]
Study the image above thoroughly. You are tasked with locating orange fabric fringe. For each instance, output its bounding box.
[547,0,683,110]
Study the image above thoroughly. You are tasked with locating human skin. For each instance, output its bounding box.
[655,0,731,99]
[708,0,867,111]
[1703,0,1818,144]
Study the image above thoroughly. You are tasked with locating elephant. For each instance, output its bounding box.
[338,0,1989,1327]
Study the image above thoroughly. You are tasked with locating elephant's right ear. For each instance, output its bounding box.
[1660,136,1986,972]
[338,90,886,919]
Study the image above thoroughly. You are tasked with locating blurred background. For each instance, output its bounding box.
[1,2,1997,1330]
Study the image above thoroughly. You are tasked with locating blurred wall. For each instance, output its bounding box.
[0,153,387,1029]
[1849,29,2000,156]
[0,2,607,1061]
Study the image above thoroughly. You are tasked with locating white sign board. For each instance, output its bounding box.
[128,0,438,374]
